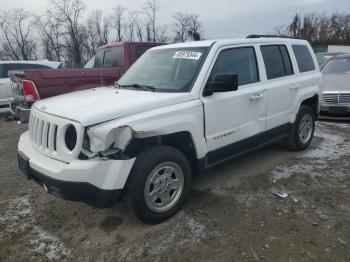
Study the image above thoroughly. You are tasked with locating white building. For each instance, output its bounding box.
[328,45,350,53]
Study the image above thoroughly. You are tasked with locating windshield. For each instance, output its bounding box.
[316,53,332,66]
[117,47,208,92]
[322,57,350,75]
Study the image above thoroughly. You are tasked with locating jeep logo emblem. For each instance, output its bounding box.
[40,105,48,111]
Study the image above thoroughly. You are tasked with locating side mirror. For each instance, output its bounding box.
[203,74,238,96]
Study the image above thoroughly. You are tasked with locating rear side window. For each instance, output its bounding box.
[261,45,294,79]
[136,45,151,58]
[210,47,259,86]
[93,50,104,68]
[103,47,124,68]
[292,45,315,72]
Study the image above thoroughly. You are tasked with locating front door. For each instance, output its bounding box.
[201,45,268,165]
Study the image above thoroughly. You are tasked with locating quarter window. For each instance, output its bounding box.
[292,45,315,73]
[261,45,294,79]
[210,47,259,86]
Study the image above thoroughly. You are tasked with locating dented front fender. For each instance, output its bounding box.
[87,125,137,153]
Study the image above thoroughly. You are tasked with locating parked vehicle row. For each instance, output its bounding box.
[0,60,62,108]
[9,42,162,122]
[320,54,350,117]
[17,37,322,223]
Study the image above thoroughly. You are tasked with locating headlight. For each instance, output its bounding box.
[65,124,77,151]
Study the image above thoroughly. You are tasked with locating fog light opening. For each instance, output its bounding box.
[64,124,77,151]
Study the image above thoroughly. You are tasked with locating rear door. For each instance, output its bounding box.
[201,45,268,165]
[260,44,296,132]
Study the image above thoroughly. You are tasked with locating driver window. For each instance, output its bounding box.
[210,47,259,86]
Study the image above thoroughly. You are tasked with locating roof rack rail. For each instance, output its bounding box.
[246,34,297,39]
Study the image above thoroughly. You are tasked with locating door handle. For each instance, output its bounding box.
[249,93,264,101]
[289,84,299,91]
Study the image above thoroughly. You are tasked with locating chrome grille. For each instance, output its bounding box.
[339,93,350,104]
[322,92,350,105]
[29,107,83,163]
[322,93,338,104]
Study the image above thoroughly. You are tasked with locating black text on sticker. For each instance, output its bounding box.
[173,51,202,60]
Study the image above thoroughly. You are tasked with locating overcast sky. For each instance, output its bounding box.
[1,0,349,38]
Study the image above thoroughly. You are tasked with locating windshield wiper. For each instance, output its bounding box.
[118,83,156,92]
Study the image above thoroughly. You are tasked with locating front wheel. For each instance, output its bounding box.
[125,145,192,224]
[285,105,315,151]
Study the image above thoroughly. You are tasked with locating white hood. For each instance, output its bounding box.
[34,87,191,126]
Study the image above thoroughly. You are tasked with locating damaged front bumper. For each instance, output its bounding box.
[18,131,136,207]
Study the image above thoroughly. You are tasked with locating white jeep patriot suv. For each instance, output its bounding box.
[18,37,322,224]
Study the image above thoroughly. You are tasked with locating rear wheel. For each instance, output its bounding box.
[125,145,192,224]
[285,105,315,151]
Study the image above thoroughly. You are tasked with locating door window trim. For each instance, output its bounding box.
[291,44,316,73]
[260,44,295,80]
[205,45,260,90]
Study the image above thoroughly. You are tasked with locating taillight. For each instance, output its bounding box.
[22,80,39,102]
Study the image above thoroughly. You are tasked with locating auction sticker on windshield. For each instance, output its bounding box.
[173,51,202,60]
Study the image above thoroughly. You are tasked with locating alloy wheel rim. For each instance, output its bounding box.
[144,162,184,213]
[299,114,313,144]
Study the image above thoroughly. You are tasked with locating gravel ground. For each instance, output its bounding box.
[0,117,349,261]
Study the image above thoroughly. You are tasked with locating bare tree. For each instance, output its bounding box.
[285,12,350,46]
[112,5,126,42]
[187,14,202,41]
[83,10,111,57]
[126,11,138,41]
[289,14,301,38]
[36,10,65,61]
[156,24,168,43]
[271,25,288,36]
[49,0,87,68]
[135,18,144,41]
[144,0,160,42]
[145,21,152,42]
[173,12,191,42]
[0,9,38,60]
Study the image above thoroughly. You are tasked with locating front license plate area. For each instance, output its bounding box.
[18,151,31,179]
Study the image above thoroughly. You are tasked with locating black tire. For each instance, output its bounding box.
[125,145,192,224]
[285,105,315,151]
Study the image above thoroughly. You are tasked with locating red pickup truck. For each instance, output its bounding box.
[9,42,163,121]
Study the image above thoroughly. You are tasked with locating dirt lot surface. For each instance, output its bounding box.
[0,117,349,262]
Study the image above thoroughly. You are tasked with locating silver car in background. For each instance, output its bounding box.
[321,54,350,117]
[316,52,345,68]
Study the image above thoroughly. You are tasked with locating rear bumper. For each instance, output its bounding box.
[10,102,30,122]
